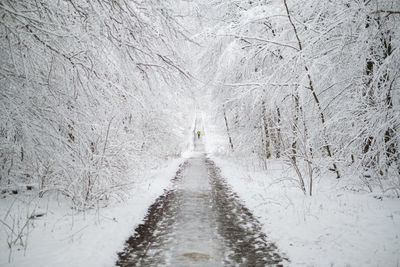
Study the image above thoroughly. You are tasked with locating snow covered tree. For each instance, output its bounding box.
[0,0,193,209]
[195,0,400,195]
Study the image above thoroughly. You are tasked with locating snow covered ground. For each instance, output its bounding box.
[204,116,400,266]
[0,158,184,267]
[211,156,400,266]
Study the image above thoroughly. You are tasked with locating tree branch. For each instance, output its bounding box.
[374,10,400,15]
[220,34,300,51]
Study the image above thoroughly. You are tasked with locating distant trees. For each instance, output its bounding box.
[197,0,400,195]
[0,0,192,209]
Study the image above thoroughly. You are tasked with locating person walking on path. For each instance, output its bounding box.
[197,130,201,139]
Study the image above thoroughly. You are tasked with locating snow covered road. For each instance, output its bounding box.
[116,140,286,266]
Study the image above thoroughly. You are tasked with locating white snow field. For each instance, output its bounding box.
[0,159,184,267]
[211,156,400,266]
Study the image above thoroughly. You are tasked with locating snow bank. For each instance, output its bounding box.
[211,156,400,266]
[0,158,184,267]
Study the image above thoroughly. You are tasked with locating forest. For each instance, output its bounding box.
[195,0,400,196]
[1,0,399,266]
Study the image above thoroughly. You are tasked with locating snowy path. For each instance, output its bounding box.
[116,138,286,266]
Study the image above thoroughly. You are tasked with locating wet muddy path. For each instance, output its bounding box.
[116,142,287,266]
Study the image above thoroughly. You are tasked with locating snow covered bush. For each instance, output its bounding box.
[0,0,191,209]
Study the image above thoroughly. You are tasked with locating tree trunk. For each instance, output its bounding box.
[283,0,340,178]
[261,101,271,159]
[223,105,234,151]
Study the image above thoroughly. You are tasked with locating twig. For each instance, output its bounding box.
[220,34,300,51]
